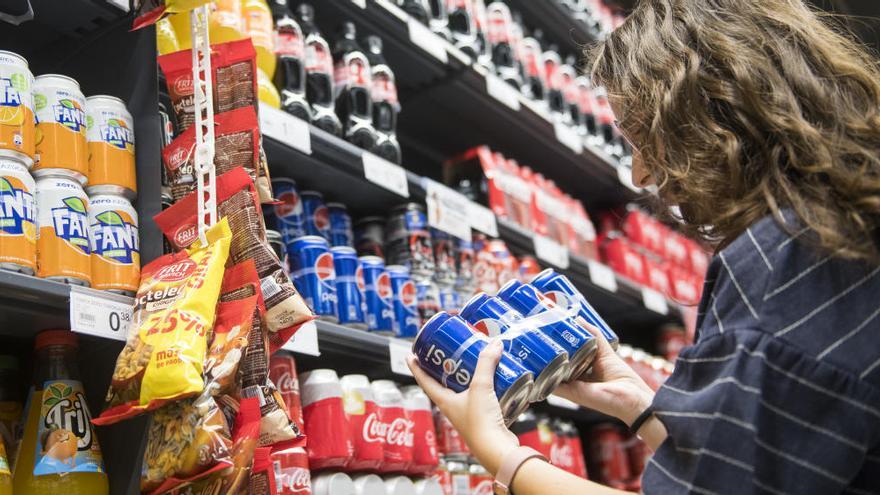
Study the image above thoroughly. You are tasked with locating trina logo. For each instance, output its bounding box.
[355,265,366,292]
[376,272,392,302]
[312,205,330,232]
[425,344,472,386]
[173,76,193,95]
[473,318,503,337]
[400,280,417,307]
[314,252,336,281]
[362,413,414,447]
[174,224,198,247]
[155,258,197,282]
[275,190,302,218]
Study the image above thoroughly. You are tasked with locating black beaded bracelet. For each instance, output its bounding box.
[629,406,655,435]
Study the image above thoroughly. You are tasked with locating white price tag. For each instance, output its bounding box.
[408,19,448,63]
[363,152,410,198]
[587,260,618,293]
[351,0,366,8]
[282,320,321,356]
[424,179,472,241]
[260,106,312,155]
[642,287,670,315]
[106,0,130,11]
[389,338,414,376]
[533,235,570,269]
[486,74,522,111]
[69,286,132,342]
[554,122,584,154]
[468,202,498,237]
[546,394,579,410]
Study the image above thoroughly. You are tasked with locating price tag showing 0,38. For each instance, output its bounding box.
[69,286,133,342]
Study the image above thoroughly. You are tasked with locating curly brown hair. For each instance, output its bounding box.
[590,0,880,262]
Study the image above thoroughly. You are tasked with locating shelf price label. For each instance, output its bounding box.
[389,338,414,376]
[469,202,498,237]
[363,152,410,198]
[554,122,584,154]
[351,0,366,8]
[69,286,132,342]
[408,18,449,64]
[587,260,618,293]
[259,106,312,155]
[546,394,579,410]
[486,74,522,111]
[534,235,570,269]
[642,287,670,315]
[282,320,321,356]
[424,179,472,241]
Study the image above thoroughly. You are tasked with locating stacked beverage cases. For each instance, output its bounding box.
[0,50,140,294]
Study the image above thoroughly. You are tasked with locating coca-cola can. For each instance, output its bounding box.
[384,475,416,495]
[312,472,355,495]
[269,353,305,435]
[468,463,494,495]
[371,380,415,473]
[401,386,440,475]
[433,407,469,459]
[352,474,386,495]
[300,369,354,469]
[587,423,632,485]
[271,446,312,495]
[341,374,384,471]
[413,477,443,495]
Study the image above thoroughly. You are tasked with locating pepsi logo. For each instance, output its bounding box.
[154,258,196,282]
[315,252,336,280]
[356,265,366,292]
[313,205,330,231]
[442,358,459,375]
[173,224,198,248]
[377,272,392,300]
[473,318,503,337]
[543,291,574,310]
[275,190,302,217]
[400,280,417,306]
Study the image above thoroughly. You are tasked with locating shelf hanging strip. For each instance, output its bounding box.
[190,5,217,246]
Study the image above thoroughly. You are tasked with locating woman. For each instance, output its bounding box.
[407,0,880,493]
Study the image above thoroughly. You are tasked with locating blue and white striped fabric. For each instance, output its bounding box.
[643,213,880,495]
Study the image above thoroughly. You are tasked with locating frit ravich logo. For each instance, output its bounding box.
[100,119,134,152]
[275,190,302,218]
[53,99,86,133]
[400,280,417,307]
[155,258,196,282]
[91,210,139,263]
[312,205,330,233]
[51,197,89,254]
[173,224,198,248]
[0,177,34,235]
[376,272,392,302]
[315,252,336,281]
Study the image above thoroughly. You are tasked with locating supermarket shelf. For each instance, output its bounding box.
[504,0,597,56]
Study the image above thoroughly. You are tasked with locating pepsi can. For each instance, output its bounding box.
[386,203,435,279]
[360,256,394,334]
[387,265,420,339]
[327,202,354,247]
[289,235,338,321]
[416,278,442,322]
[460,293,569,401]
[301,190,331,239]
[497,280,597,381]
[430,228,458,286]
[530,268,619,349]
[354,216,385,258]
[332,246,366,328]
[268,177,307,245]
[413,312,534,424]
[439,284,461,313]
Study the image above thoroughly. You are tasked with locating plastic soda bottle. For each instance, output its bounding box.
[156,17,180,55]
[209,0,245,44]
[167,12,192,50]
[242,0,277,77]
[257,67,281,109]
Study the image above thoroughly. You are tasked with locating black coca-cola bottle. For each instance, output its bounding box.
[543,45,566,121]
[447,0,479,58]
[271,0,311,121]
[333,22,378,151]
[562,55,581,129]
[519,32,546,104]
[365,36,402,164]
[296,3,342,136]
[398,0,429,24]
[426,0,451,39]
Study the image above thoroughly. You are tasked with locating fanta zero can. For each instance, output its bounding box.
[413,312,534,424]
[327,202,353,247]
[33,75,88,181]
[460,292,569,402]
[85,95,136,198]
[0,51,35,165]
[289,235,337,321]
[331,246,366,328]
[267,177,306,246]
[301,190,331,240]
[387,265,421,339]
[88,190,139,295]
[360,255,393,334]
[497,280,596,381]
[530,268,620,350]
[34,169,90,285]
[0,157,36,274]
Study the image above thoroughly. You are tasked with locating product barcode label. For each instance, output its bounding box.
[260,275,283,299]
[69,286,133,342]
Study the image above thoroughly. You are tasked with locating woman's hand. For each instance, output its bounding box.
[406,339,519,475]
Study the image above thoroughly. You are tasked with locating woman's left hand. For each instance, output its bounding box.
[406,339,520,475]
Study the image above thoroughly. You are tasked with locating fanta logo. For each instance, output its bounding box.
[275,190,302,217]
[312,205,330,232]
[0,178,34,235]
[474,318,503,337]
[91,210,139,263]
[173,76,193,95]
[376,272,392,301]
[400,280,417,306]
[356,265,365,292]
[173,224,198,247]
[315,252,335,280]
[51,197,89,254]
[53,99,86,133]
[100,119,134,151]
[0,77,22,108]
[426,344,472,386]
[155,258,196,282]
[42,383,94,452]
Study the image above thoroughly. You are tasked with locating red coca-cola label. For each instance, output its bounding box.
[276,32,304,58]
[550,436,576,473]
[302,397,353,470]
[345,402,384,471]
[305,39,333,74]
[435,411,469,456]
[568,434,588,479]
[269,355,305,434]
[371,70,399,105]
[516,428,553,459]
[371,406,414,473]
[406,409,439,475]
[470,475,494,495]
[432,468,453,495]
[587,425,631,484]
[271,448,312,495]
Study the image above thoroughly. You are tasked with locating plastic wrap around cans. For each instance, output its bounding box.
[341,374,384,471]
[88,192,139,294]
[429,227,457,286]
[401,385,439,475]
[271,445,312,495]
[385,203,435,279]
[530,268,619,349]
[354,216,385,258]
[268,177,306,246]
[85,95,136,196]
[33,75,88,179]
[459,292,569,402]
[289,235,338,321]
[332,246,367,328]
[412,478,443,495]
[352,473,385,495]
[0,157,36,274]
[300,369,353,469]
[497,280,597,381]
[0,51,36,165]
[269,354,305,435]
[434,406,469,458]
[327,202,354,247]
[384,475,416,495]
[370,380,414,473]
[300,190,331,239]
[34,169,90,285]
[387,265,420,339]
[413,312,534,424]
[361,255,394,333]
[312,472,355,495]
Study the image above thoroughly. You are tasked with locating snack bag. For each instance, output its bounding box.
[96,219,232,425]
[156,167,314,353]
[248,447,277,494]
[133,0,213,30]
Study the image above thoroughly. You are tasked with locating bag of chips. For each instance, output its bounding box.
[248,447,277,494]
[95,219,232,425]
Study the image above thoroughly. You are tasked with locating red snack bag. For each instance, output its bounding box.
[249,447,278,494]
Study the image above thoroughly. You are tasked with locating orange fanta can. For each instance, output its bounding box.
[0,51,35,166]
[86,95,136,198]
[33,75,88,181]
[34,169,90,286]
[88,190,139,295]
[0,157,36,274]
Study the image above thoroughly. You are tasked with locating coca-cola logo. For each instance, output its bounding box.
[277,467,311,493]
[550,442,574,468]
[400,280,417,306]
[173,76,193,95]
[313,205,330,231]
[154,258,196,282]
[315,252,335,281]
[377,272,392,301]
[471,480,494,495]
[363,414,414,447]
[274,370,299,396]
[275,190,302,218]
[173,224,198,247]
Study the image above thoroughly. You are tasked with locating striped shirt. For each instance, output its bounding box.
[643,213,880,495]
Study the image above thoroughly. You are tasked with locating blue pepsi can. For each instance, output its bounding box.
[327,202,354,248]
[439,284,461,313]
[460,293,570,401]
[301,191,331,240]
[387,265,421,339]
[289,235,338,321]
[530,268,620,350]
[413,312,534,424]
[267,178,307,246]
[360,256,394,334]
[497,280,597,381]
[331,246,366,328]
